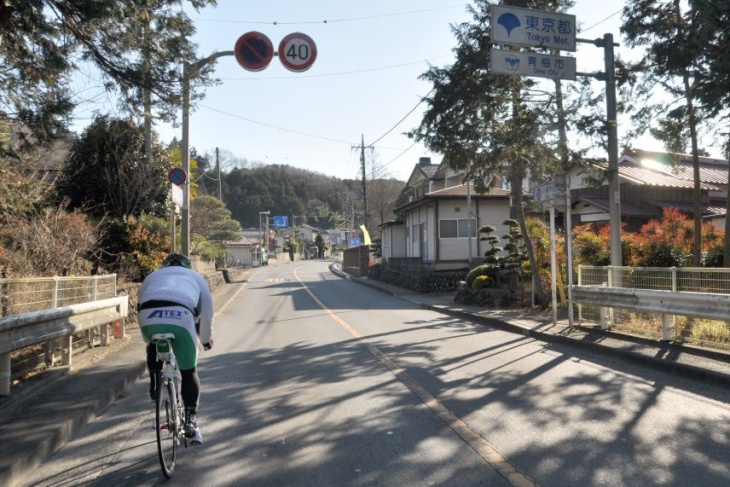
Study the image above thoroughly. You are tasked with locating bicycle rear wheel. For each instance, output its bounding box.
[156,373,179,477]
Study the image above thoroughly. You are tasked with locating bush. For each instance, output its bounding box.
[466,264,498,287]
[472,275,493,289]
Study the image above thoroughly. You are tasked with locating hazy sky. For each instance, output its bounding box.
[72,1,698,182]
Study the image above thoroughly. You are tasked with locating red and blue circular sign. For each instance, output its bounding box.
[168,167,187,186]
[278,33,317,72]
[235,32,274,72]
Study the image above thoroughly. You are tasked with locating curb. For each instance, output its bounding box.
[0,336,147,487]
[1,278,253,487]
[423,303,730,388]
[339,270,730,390]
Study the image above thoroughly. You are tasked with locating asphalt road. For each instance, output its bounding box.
[20,260,730,486]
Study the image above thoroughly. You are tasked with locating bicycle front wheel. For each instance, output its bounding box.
[156,374,179,477]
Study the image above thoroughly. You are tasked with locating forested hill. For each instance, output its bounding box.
[198,163,404,231]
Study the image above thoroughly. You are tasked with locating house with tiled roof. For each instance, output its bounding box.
[222,233,261,266]
[568,148,729,231]
[381,157,511,271]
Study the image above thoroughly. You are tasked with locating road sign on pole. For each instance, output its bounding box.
[278,32,317,72]
[491,5,576,51]
[171,183,183,207]
[168,167,187,186]
[490,48,576,81]
[273,215,289,228]
[235,32,274,72]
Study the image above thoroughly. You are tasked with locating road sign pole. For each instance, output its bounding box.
[170,184,177,254]
[181,50,233,257]
[181,61,190,257]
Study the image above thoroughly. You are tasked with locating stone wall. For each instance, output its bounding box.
[369,264,467,293]
[453,281,527,307]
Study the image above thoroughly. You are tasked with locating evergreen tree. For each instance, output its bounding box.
[0,0,216,155]
[190,195,242,242]
[409,0,579,307]
[54,115,172,219]
[622,0,721,265]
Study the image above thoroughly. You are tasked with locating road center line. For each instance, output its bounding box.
[295,269,537,487]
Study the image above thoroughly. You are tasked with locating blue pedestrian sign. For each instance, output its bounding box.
[350,236,361,246]
[273,215,288,228]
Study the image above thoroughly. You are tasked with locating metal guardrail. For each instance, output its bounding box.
[575,265,730,346]
[572,284,730,341]
[0,296,128,395]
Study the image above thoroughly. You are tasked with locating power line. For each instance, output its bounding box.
[199,104,355,145]
[218,55,452,81]
[578,8,622,33]
[196,4,468,26]
[370,88,434,146]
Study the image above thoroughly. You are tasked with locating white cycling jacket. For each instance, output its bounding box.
[138,265,214,344]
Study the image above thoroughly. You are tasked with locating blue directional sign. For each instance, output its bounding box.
[350,236,361,246]
[273,215,288,228]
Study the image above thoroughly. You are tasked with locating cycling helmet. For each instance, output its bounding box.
[162,253,192,269]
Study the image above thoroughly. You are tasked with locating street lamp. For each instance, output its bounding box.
[181,50,233,257]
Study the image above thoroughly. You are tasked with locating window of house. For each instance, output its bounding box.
[440,218,476,238]
[440,220,458,238]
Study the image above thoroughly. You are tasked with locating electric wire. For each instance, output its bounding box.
[196,4,467,26]
[369,88,434,147]
[219,56,451,81]
[198,104,354,145]
[579,8,623,33]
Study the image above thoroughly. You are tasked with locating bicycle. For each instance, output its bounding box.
[151,332,187,478]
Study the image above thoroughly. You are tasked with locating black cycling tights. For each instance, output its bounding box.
[147,343,200,413]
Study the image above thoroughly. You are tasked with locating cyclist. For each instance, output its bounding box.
[138,253,214,446]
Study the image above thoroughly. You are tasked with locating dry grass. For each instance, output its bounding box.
[611,311,730,349]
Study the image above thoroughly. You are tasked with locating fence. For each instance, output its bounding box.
[0,296,128,395]
[576,266,730,347]
[1,275,118,317]
[0,275,122,390]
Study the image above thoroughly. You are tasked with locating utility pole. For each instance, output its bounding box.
[724,132,730,266]
[181,50,233,257]
[216,147,222,201]
[358,134,369,231]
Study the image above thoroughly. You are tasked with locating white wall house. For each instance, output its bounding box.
[383,158,512,270]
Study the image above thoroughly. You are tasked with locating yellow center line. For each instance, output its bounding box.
[294,268,538,487]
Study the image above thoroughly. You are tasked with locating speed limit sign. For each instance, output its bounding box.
[278,32,317,72]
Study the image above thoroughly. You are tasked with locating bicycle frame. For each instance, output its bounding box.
[152,332,186,478]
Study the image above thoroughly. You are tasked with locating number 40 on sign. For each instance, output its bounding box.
[278,32,317,72]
